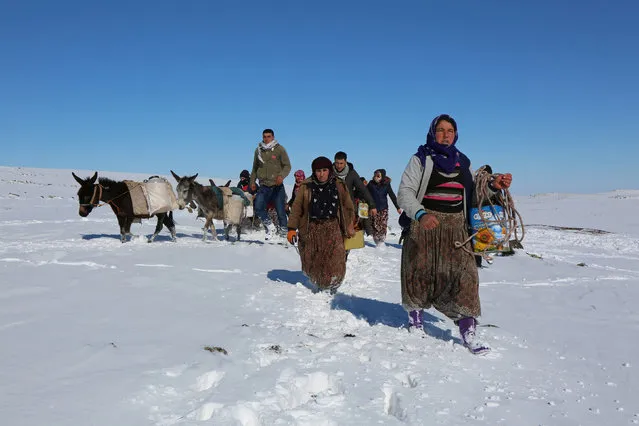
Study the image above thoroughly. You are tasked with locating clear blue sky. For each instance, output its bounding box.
[1,0,637,195]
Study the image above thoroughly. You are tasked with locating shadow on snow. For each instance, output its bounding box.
[267,269,462,344]
[81,232,191,242]
[332,293,462,343]
[267,269,315,292]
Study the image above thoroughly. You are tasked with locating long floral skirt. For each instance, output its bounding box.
[400,211,480,320]
[371,208,389,244]
[299,218,347,290]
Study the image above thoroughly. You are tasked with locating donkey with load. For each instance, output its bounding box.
[171,171,252,241]
[72,172,178,243]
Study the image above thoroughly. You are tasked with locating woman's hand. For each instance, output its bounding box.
[419,213,439,230]
[346,223,356,238]
[492,173,512,190]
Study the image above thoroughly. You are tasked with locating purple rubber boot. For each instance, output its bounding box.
[458,317,490,355]
[408,310,423,331]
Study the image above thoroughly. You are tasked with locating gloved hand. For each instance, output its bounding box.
[287,229,298,245]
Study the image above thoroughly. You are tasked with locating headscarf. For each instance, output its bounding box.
[415,114,461,173]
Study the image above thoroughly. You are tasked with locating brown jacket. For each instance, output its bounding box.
[288,177,355,239]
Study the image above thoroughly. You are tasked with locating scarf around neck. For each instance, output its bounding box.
[257,140,279,163]
[333,163,349,180]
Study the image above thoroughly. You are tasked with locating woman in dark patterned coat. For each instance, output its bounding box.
[287,156,355,294]
[397,114,512,355]
[367,169,401,246]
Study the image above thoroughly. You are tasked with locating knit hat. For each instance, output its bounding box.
[311,156,332,171]
[240,169,250,179]
[294,169,306,179]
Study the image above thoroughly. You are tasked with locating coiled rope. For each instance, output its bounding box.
[454,165,525,263]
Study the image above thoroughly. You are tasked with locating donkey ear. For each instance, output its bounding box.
[72,172,84,185]
[89,172,98,184]
[189,173,198,181]
[170,170,181,182]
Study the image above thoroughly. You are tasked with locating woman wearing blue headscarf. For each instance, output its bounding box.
[397,114,512,355]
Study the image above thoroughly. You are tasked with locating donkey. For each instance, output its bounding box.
[73,172,176,243]
[171,171,242,241]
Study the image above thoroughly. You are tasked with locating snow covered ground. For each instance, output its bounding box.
[1,165,638,426]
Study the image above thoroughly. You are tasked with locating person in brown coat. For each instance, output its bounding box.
[287,156,356,294]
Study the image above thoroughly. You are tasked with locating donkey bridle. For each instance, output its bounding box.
[80,184,103,207]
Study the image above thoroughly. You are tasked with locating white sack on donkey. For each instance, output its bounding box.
[124,176,179,216]
[171,171,252,242]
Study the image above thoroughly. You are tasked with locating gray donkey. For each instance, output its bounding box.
[171,171,245,241]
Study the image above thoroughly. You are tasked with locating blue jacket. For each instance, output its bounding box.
[366,169,400,211]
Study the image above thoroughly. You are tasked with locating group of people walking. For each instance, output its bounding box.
[239,116,513,355]
[237,129,399,245]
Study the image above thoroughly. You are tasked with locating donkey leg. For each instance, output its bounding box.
[211,220,219,241]
[202,217,211,242]
[148,213,165,243]
[117,216,127,243]
[164,211,177,241]
[124,217,136,241]
[224,222,231,241]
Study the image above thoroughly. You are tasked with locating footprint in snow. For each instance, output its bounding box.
[382,384,408,421]
[394,371,419,388]
[192,370,225,391]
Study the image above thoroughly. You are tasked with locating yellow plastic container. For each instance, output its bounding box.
[344,230,365,250]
